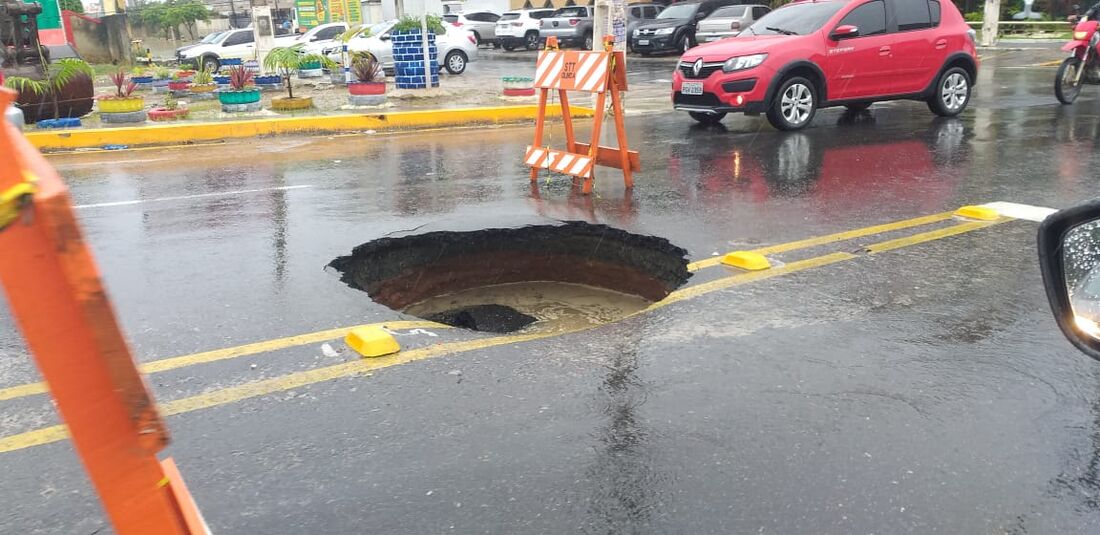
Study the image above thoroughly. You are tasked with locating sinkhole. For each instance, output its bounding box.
[328,221,691,334]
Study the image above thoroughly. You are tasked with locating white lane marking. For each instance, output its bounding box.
[983,201,1058,223]
[75,185,313,209]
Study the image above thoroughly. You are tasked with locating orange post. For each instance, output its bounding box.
[0,87,208,535]
[523,35,639,194]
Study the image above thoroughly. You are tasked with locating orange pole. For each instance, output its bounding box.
[0,88,204,535]
[609,79,633,189]
[530,87,549,182]
[559,89,576,154]
[584,88,607,195]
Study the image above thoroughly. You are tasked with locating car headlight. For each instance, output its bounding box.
[722,53,766,73]
[655,27,675,35]
[633,29,640,37]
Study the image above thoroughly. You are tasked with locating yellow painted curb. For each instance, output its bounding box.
[720,251,771,271]
[24,104,591,151]
[954,205,999,221]
[345,326,400,358]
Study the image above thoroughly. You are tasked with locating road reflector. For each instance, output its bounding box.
[345,327,400,358]
[954,205,999,221]
[720,251,771,271]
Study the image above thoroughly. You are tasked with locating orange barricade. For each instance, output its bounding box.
[526,36,639,195]
[0,87,209,535]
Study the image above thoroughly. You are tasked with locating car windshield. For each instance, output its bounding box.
[711,6,747,18]
[553,7,588,17]
[657,3,699,19]
[745,1,845,35]
[201,32,224,43]
[500,12,520,20]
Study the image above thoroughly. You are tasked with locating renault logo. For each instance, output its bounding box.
[692,58,703,77]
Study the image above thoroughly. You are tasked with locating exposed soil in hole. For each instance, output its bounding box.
[328,221,690,333]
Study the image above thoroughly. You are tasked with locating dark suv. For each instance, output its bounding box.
[631,0,747,55]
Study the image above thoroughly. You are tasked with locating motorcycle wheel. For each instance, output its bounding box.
[1056,57,1083,105]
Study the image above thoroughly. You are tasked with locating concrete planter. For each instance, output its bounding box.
[168,81,191,91]
[348,94,386,106]
[219,88,262,112]
[98,96,144,113]
[271,96,312,111]
[221,101,263,113]
[299,60,324,78]
[392,29,439,89]
[502,77,536,97]
[148,107,189,121]
[100,110,148,124]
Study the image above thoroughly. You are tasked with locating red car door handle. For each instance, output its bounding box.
[879,45,891,55]
[935,39,948,49]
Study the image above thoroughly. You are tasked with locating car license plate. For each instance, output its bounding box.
[681,82,704,95]
[637,39,649,45]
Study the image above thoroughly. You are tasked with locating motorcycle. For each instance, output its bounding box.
[1056,9,1100,104]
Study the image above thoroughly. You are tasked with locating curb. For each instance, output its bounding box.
[24,104,591,151]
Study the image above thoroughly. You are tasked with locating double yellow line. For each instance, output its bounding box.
[0,211,1006,454]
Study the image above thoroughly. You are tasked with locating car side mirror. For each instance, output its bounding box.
[830,25,859,39]
[380,34,390,40]
[1039,200,1100,361]
[695,13,707,20]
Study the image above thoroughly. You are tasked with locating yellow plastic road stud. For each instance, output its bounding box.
[720,251,771,271]
[954,205,999,221]
[345,326,400,358]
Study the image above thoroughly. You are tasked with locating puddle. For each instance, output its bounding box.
[328,221,690,333]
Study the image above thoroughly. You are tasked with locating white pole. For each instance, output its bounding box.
[421,13,433,91]
[980,0,999,47]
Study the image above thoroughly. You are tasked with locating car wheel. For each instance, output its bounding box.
[678,34,692,53]
[1055,57,1083,105]
[689,111,726,125]
[766,76,817,131]
[445,50,467,75]
[525,31,540,51]
[844,102,871,112]
[584,32,593,50]
[927,66,971,117]
[201,56,219,73]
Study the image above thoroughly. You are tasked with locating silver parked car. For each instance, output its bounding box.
[538,6,594,49]
[442,11,501,46]
[695,4,770,43]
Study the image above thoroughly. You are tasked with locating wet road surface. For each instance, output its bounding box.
[5,49,1100,533]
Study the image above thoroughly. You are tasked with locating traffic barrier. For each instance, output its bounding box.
[526,36,638,195]
[0,87,210,535]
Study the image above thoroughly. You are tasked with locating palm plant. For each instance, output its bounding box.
[106,69,138,98]
[227,65,254,90]
[262,44,334,99]
[2,58,94,120]
[351,51,383,83]
[192,65,215,85]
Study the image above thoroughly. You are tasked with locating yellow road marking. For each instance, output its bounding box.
[686,211,953,272]
[0,212,976,404]
[864,219,1004,254]
[0,320,446,402]
[0,218,1006,454]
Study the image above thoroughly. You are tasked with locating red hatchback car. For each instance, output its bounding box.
[672,0,978,130]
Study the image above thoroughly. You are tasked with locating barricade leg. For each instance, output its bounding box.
[530,87,550,181]
[609,84,633,189]
[583,91,608,195]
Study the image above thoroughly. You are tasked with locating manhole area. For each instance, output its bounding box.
[328,222,691,334]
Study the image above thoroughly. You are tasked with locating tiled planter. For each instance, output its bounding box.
[392,29,439,89]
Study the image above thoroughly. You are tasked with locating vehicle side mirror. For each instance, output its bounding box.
[1039,200,1100,361]
[830,25,859,39]
[695,12,707,20]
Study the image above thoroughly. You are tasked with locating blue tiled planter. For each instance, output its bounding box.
[392,29,439,89]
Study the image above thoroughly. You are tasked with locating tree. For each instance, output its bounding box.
[3,58,94,120]
[129,0,211,40]
[59,0,84,14]
[262,44,334,99]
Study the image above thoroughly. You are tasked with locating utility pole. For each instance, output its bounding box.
[980,0,999,47]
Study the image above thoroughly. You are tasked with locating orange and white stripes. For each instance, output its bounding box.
[534,51,611,93]
[524,146,595,178]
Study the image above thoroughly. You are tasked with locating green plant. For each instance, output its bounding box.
[106,69,138,98]
[964,11,982,21]
[130,0,212,40]
[163,93,179,110]
[2,58,94,120]
[392,14,446,34]
[192,65,214,85]
[154,66,171,79]
[350,51,382,83]
[132,65,149,77]
[262,44,335,99]
[227,65,254,90]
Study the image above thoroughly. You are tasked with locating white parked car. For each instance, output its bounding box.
[324,20,479,75]
[177,23,348,72]
[442,11,501,46]
[495,9,554,51]
[177,28,254,72]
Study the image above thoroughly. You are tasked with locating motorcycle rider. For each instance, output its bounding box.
[1070,2,1100,22]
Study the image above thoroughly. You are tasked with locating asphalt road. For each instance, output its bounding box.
[4,48,1100,534]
